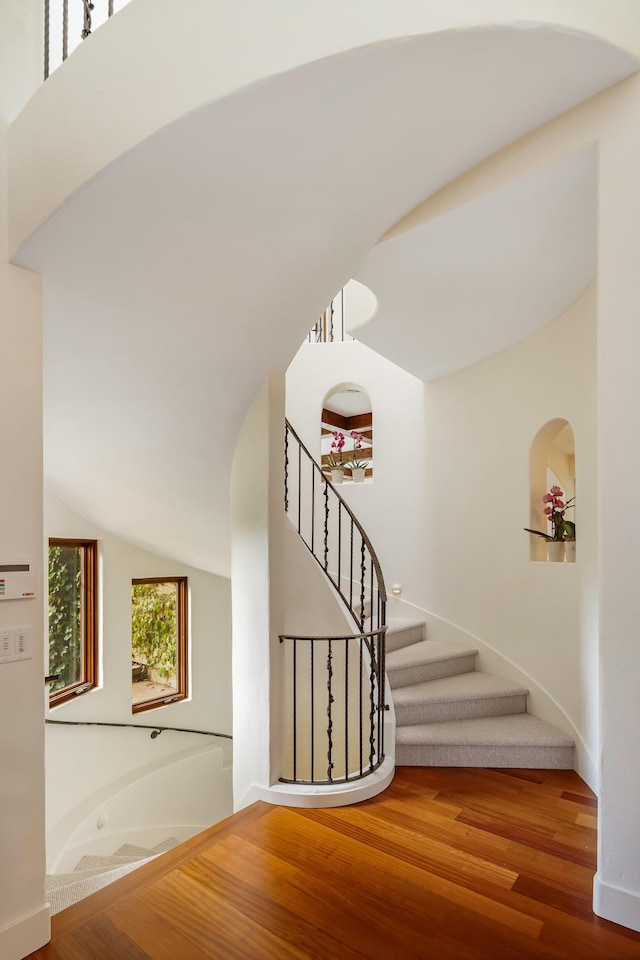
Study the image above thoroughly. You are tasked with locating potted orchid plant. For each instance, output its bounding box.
[524,484,575,562]
[346,430,369,483]
[326,430,346,483]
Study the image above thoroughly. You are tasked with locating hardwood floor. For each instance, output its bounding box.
[29,768,640,959]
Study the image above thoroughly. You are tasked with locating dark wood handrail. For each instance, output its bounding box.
[45,719,232,740]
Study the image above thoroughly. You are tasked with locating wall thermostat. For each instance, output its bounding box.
[0,561,36,600]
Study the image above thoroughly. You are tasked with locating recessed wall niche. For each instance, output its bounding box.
[528,419,576,561]
[321,386,373,483]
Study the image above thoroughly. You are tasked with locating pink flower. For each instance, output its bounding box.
[553,498,565,509]
[543,506,552,516]
[550,485,563,496]
[542,494,553,503]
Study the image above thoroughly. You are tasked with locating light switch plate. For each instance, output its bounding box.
[0,625,31,664]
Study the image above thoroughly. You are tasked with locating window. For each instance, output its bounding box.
[48,538,98,706]
[131,577,188,712]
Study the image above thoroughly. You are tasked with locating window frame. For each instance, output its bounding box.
[131,576,188,714]
[48,537,98,707]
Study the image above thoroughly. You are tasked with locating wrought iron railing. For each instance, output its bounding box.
[279,627,386,784]
[284,419,386,633]
[308,288,347,343]
[44,0,122,79]
[282,420,387,785]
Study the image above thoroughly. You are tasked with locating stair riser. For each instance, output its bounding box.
[395,693,527,727]
[386,625,425,653]
[389,654,477,689]
[396,742,574,768]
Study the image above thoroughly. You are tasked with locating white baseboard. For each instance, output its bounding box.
[0,904,50,960]
[593,873,640,932]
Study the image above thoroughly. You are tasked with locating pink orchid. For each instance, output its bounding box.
[543,506,553,516]
[553,498,565,508]
[542,493,553,503]
[550,485,563,496]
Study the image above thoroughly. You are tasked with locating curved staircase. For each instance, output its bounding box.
[46,838,179,915]
[387,620,574,768]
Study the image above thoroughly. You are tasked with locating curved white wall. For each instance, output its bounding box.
[8,0,640,256]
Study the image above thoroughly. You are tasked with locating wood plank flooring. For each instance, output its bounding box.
[28,768,640,959]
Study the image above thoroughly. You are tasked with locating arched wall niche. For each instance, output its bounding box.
[529,418,576,561]
[320,383,373,482]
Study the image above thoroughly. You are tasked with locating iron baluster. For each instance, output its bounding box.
[297,443,301,534]
[326,639,334,781]
[81,0,94,39]
[323,477,329,571]
[310,640,314,783]
[284,423,289,513]
[344,639,349,780]
[369,635,377,769]
[359,637,364,776]
[360,538,366,631]
[44,0,50,78]
[293,638,297,782]
[62,0,68,60]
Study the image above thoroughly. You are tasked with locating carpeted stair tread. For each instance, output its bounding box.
[385,619,426,652]
[74,853,145,871]
[113,842,159,858]
[393,671,529,724]
[393,671,528,706]
[387,639,478,671]
[387,639,478,686]
[396,713,574,747]
[153,837,179,853]
[48,859,155,916]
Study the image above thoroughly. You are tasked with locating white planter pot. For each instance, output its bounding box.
[351,467,366,484]
[546,541,565,562]
[330,468,344,485]
[564,540,576,562]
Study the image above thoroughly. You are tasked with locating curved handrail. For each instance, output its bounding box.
[284,418,387,633]
[45,719,232,740]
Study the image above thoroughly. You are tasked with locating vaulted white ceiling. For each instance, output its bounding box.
[15,24,638,575]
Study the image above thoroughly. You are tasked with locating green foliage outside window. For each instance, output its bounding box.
[48,545,82,693]
[131,582,177,681]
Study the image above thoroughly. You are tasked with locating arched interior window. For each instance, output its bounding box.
[529,419,576,561]
[321,386,373,482]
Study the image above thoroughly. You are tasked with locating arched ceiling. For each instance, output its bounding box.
[15,24,638,575]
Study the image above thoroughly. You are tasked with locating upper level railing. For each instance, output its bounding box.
[308,288,348,343]
[44,0,129,78]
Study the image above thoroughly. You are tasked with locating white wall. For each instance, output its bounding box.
[231,374,285,808]
[594,76,640,934]
[0,4,49,958]
[45,492,232,735]
[287,287,598,790]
